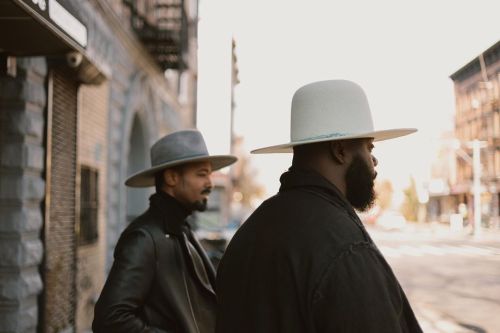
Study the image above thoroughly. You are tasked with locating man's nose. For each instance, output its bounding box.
[206,176,213,189]
[372,155,378,167]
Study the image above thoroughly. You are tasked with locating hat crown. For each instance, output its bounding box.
[290,80,374,142]
[126,129,237,187]
[251,79,416,154]
[151,130,209,167]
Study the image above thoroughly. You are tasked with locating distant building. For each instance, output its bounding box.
[426,131,460,223]
[0,0,198,331]
[428,40,500,228]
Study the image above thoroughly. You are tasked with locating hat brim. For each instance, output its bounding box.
[251,128,417,154]
[125,155,237,187]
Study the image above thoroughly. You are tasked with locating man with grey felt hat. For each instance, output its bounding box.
[216,80,423,332]
[93,129,237,333]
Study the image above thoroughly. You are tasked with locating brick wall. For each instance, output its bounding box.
[76,82,109,332]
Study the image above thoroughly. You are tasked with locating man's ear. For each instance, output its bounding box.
[163,169,179,187]
[329,141,347,164]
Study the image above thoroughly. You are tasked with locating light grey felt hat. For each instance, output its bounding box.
[125,129,237,187]
[252,79,417,153]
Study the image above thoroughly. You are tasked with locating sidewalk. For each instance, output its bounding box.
[414,304,476,333]
[408,224,497,333]
[403,222,500,243]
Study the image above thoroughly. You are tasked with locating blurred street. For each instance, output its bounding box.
[368,224,500,333]
[1,0,499,331]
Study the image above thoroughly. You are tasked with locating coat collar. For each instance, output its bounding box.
[149,191,217,294]
[149,191,191,236]
[279,167,356,216]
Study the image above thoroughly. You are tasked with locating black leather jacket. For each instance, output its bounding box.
[93,192,217,333]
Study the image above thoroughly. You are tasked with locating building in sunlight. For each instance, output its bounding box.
[427,40,500,229]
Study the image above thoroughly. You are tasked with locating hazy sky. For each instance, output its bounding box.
[197,0,500,198]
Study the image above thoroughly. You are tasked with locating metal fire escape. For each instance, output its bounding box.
[124,0,188,71]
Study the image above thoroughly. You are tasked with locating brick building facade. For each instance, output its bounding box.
[0,0,198,332]
[450,40,500,229]
[427,40,500,229]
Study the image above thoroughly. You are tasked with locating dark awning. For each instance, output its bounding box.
[0,0,107,84]
[0,0,87,56]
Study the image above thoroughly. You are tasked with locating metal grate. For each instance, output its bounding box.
[123,0,188,70]
[42,67,78,333]
[79,166,99,245]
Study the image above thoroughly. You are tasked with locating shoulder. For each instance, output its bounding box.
[123,209,165,239]
[254,189,346,222]
[268,188,360,238]
[314,242,389,294]
[115,211,164,258]
[243,189,366,258]
[112,227,157,267]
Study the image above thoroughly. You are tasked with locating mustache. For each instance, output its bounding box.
[201,188,212,195]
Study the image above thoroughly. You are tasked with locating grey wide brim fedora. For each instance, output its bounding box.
[252,80,417,153]
[125,129,237,187]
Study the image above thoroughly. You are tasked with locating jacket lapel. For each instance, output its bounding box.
[149,192,216,295]
[187,229,216,285]
[181,231,216,296]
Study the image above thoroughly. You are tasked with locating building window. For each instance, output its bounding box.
[79,166,99,245]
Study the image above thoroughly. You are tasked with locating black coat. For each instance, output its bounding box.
[216,168,422,333]
[93,192,217,333]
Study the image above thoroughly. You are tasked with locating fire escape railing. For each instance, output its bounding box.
[124,0,188,71]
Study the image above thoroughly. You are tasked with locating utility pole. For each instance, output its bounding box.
[471,139,482,238]
[453,139,486,238]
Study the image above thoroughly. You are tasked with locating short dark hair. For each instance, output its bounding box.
[292,139,368,167]
[292,141,329,166]
[154,165,185,193]
[155,171,164,193]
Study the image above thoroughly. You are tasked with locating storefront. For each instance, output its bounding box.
[0,1,106,332]
[1,0,201,331]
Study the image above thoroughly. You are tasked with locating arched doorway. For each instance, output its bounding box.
[126,114,152,223]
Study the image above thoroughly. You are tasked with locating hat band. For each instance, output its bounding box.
[294,132,351,142]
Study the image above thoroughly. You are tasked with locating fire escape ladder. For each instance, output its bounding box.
[124,0,188,71]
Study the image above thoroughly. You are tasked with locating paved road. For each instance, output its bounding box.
[368,224,500,333]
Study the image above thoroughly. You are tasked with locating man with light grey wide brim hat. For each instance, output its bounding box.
[216,80,423,333]
[94,129,236,333]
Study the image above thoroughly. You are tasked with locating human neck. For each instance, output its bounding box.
[160,189,193,214]
[293,159,346,196]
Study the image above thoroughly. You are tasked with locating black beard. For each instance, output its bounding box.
[345,154,376,212]
[192,198,208,212]
[186,188,211,212]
